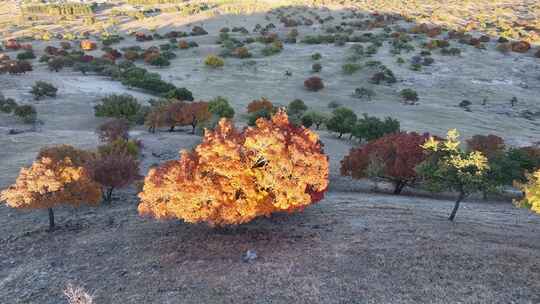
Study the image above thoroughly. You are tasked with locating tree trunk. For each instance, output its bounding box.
[448,191,466,221]
[191,123,196,134]
[348,133,353,140]
[315,123,320,130]
[169,125,175,132]
[48,208,55,231]
[393,181,406,195]
[338,132,343,138]
[103,187,114,203]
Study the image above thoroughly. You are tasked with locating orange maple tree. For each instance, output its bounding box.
[0,145,102,230]
[138,109,329,225]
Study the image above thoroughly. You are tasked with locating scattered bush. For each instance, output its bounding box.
[353,87,375,100]
[342,63,361,75]
[247,98,273,113]
[30,81,57,100]
[312,63,322,72]
[204,55,224,68]
[16,50,35,60]
[208,96,235,119]
[400,89,419,104]
[341,132,431,194]
[138,110,329,226]
[162,87,194,101]
[311,53,322,60]
[96,118,130,143]
[94,94,142,123]
[304,76,324,91]
[0,94,17,113]
[48,57,67,72]
[13,104,37,123]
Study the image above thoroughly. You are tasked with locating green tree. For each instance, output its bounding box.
[94,94,142,123]
[417,129,490,221]
[208,96,235,118]
[326,107,357,138]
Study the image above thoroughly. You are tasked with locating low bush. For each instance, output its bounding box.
[342,63,361,75]
[96,118,130,143]
[400,89,419,104]
[17,50,35,60]
[247,98,273,113]
[94,94,142,123]
[14,104,37,123]
[208,96,235,119]
[204,55,224,68]
[30,81,58,100]
[304,76,324,91]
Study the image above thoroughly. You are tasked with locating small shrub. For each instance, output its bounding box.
[17,50,35,60]
[14,104,37,123]
[311,53,322,60]
[400,89,419,104]
[342,63,361,75]
[30,81,58,100]
[352,87,375,100]
[304,77,324,91]
[204,55,224,68]
[162,87,194,101]
[208,96,235,118]
[312,63,322,73]
[0,95,18,113]
[96,118,130,143]
[247,98,273,113]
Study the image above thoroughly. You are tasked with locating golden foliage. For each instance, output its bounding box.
[516,170,540,214]
[138,109,329,225]
[0,156,101,210]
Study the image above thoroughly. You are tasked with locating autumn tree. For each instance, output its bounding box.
[178,101,211,134]
[417,129,490,221]
[138,109,329,226]
[89,144,141,203]
[247,97,273,113]
[0,145,101,230]
[341,132,431,194]
[515,170,540,214]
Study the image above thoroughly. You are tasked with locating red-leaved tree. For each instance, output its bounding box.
[341,132,431,194]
